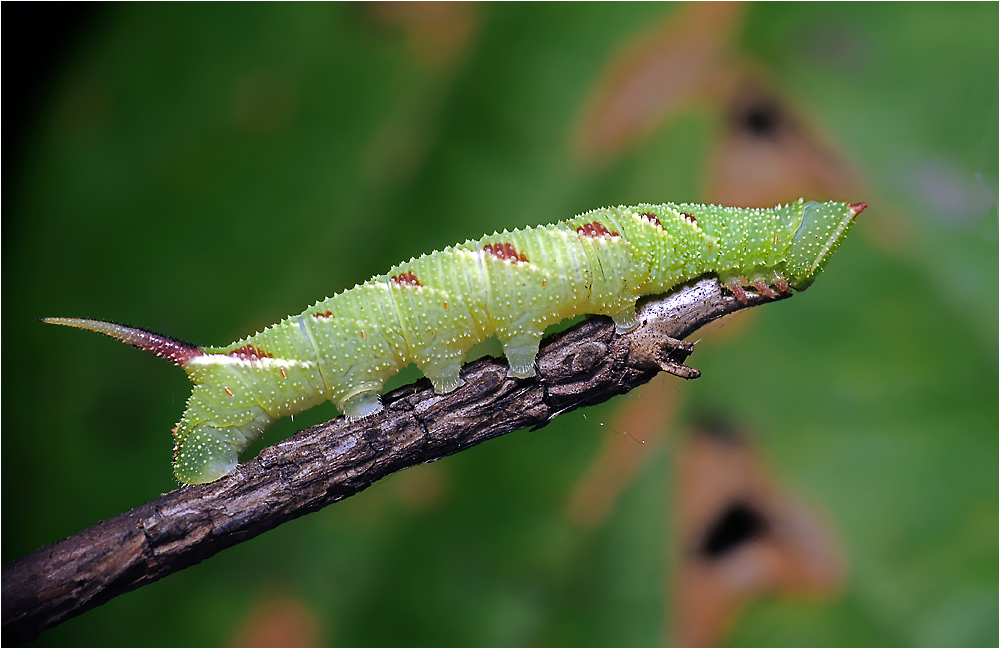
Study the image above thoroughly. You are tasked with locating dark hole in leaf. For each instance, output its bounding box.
[700,500,767,559]
[698,417,746,446]
[738,102,781,138]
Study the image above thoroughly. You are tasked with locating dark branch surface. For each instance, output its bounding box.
[2,278,783,644]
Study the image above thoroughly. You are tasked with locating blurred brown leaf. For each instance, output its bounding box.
[704,72,861,207]
[370,2,476,71]
[669,425,843,647]
[232,594,323,648]
[575,2,745,158]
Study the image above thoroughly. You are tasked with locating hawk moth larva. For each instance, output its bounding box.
[45,199,866,485]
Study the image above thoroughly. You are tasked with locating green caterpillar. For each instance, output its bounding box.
[45,199,865,485]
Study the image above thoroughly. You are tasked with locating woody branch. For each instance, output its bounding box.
[2,278,782,644]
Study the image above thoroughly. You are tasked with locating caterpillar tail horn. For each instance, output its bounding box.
[42,317,258,485]
[40,317,203,368]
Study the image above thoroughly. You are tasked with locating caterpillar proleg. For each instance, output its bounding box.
[45,199,865,484]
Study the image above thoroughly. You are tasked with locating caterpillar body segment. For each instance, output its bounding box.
[45,199,864,484]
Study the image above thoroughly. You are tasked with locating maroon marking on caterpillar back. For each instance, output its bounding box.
[681,212,696,225]
[484,242,529,264]
[640,212,662,227]
[314,310,333,318]
[391,271,421,286]
[576,221,619,238]
[40,318,203,367]
[229,344,272,361]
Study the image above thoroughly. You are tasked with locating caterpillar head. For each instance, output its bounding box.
[786,200,866,290]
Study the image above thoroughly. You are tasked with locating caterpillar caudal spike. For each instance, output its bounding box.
[40,317,204,367]
[45,199,865,485]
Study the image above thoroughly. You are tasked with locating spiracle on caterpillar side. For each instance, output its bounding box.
[44,199,865,485]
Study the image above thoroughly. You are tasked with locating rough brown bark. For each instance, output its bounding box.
[2,278,783,645]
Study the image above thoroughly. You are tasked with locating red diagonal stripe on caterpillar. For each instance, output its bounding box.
[391,271,422,286]
[576,221,620,237]
[484,242,529,264]
[228,344,273,362]
[640,212,663,227]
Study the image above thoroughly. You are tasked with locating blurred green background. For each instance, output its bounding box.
[4,3,996,646]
